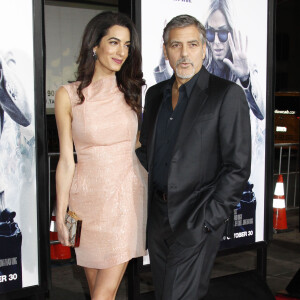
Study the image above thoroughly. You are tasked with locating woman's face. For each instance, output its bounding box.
[93,25,130,76]
[207,9,230,66]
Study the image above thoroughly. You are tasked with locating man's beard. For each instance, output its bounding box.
[175,57,195,79]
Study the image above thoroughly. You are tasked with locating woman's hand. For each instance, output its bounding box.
[223,29,250,82]
[56,219,71,247]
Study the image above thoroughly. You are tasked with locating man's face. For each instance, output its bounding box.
[163,25,206,83]
[207,9,230,64]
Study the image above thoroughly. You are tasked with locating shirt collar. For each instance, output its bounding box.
[164,69,201,100]
[183,69,201,98]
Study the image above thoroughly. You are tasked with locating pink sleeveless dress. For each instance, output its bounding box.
[63,75,147,269]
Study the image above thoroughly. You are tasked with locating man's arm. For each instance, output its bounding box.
[205,83,251,230]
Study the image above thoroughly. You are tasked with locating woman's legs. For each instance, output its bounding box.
[84,261,128,300]
[84,268,98,296]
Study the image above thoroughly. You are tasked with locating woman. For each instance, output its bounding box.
[204,0,265,248]
[55,11,147,300]
[204,0,264,120]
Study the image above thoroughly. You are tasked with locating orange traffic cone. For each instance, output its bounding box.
[50,211,71,260]
[273,174,288,232]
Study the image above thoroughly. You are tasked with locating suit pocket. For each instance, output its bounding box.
[194,113,217,137]
[194,185,217,233]
[197,112,215,122]
[187,185,216,231]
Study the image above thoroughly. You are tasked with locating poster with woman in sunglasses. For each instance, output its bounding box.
[204,0,265,120]
[203,0,266,248]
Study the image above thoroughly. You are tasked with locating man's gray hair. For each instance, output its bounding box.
[163,14,206,45]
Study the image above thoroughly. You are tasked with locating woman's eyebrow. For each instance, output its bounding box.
[208,25,230,30]
[108,37,131,43]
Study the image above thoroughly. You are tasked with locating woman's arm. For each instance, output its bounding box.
[55,86,75,246]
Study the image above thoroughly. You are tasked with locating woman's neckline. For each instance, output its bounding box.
[90,74,116,85]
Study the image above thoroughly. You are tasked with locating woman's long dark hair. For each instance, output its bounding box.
[76,11,145,115]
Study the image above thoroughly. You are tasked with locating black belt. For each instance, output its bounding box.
[155,189,168,202]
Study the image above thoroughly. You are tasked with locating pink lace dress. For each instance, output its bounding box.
[62,75,147,269]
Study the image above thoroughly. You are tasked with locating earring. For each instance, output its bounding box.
[93,50,97,61]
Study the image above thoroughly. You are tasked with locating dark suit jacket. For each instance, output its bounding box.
[136,67,251,246]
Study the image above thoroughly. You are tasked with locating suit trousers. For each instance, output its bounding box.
[148,192,225,300]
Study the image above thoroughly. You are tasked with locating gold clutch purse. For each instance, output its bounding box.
[65,211,82,248]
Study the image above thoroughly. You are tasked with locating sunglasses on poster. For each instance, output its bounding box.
[206,28,230,43]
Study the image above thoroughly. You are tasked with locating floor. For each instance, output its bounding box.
[48,208,300,299]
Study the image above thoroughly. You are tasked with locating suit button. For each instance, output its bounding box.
[203,224,211,233]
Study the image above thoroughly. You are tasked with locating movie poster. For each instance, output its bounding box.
[0,0,39,292]
[140,0,267,260]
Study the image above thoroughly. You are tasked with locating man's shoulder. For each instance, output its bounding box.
[208,73,244,94]
[206,73,247,109]
[146,80,169,96]
[209,72,235,87]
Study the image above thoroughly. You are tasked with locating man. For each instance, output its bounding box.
[136,15,251,300]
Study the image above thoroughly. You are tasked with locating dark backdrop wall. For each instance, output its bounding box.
[276,0,300,92]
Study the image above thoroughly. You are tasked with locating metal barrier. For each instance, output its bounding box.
[48,152,60,245]
[274,143,299,209]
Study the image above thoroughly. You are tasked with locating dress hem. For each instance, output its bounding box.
[76,251,147,270]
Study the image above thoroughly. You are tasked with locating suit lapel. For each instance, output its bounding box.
[172,67,210,156]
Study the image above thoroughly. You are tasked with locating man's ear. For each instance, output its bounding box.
[202,42,206,59]
[163,44,169,60]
